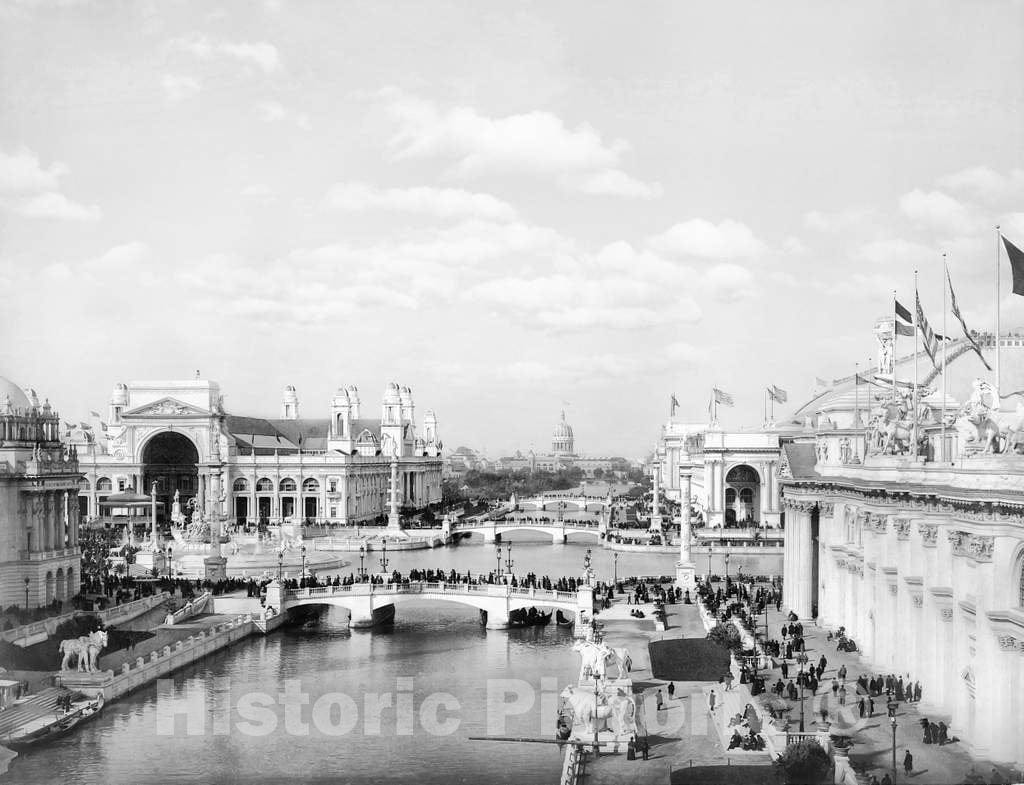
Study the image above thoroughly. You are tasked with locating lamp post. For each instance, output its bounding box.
[166,545,173,580]
[300,544,307,581]
[495,546,502,578]
[359,545,366,579]
[724,552,730,582]
[379,540,389,574]
[887,697,899,784]
[613,551,618,584]
[798,662,806,732]
[504,542,513,575]
[24,577,29,609]
[277,551,284,582]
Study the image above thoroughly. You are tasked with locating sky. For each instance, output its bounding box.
[1,0,1023,459]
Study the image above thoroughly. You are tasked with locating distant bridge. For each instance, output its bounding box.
[266,580,593,629]
[449,517,607,543]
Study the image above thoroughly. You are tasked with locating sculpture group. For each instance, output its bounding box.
[572,639,632,681]
[563,685,636,736]
[59,629,108,673]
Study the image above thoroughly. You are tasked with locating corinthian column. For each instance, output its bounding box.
[675,469,696,590]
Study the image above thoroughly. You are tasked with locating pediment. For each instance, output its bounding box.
[123,397,208,418]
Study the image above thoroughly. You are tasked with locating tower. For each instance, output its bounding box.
[380,382,404,457]
[399,385,415,427]
[552,410,575,455]
[109,382,128,424]
[331,387,352,438]
[281,385,299,420]
[423,409,438,443]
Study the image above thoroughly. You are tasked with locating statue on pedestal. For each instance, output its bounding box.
[59,630,108,673]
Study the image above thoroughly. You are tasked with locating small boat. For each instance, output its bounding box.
[4,695,104,749]
[556,610,574,627]
[534,611,552,627]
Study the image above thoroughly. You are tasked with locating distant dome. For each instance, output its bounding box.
[0,376,31,411]
[552,410,575,454]
[552,410,574,439]
[283,385,297,399]
[383,382,401,403]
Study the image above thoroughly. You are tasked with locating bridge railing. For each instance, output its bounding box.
[451,518,601,530]
[283,581,580,604]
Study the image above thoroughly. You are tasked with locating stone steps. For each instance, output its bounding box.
[0,687,61,738]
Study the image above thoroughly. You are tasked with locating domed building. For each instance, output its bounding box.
[0,375,82,609]
[551,411,575,456]
[70,378,443,532]
[496,410,628,477]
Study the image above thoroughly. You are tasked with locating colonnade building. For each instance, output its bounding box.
[69,379,443,528]
[778,322,1024,765]
[0,376,82,608]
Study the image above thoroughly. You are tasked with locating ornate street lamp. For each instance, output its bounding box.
[495,545,502,577]
[613,551,618,584]
[505,542,513,575]
[379,540,389,574]
[277,551,283,582]
[300,544,307,580]
[24,577,29,609]
[724,552,730,581]
[166,545,173,580]
[887,697,899,784]
[359,544,366,579]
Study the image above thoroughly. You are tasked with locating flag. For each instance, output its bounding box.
[670,393,679,416]
[713,388,734,407]
[915,290,941,370]
[1002,235,1024,296]
[79,421,93,431]
[894,299,915,337]
[814,377,832,388]
[767,385,788,404]
[89,410,101,419]
[99,421,107,432]
[947,266,992,371]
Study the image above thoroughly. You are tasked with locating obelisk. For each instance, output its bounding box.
[675,468,696,590]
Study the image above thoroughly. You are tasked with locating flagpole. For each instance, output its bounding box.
[854,362,860,428]
[763,389,767,428]
[942,253,948,461]
[892,289,898,406]
[996,224,1002,398]
[913,271,920,458]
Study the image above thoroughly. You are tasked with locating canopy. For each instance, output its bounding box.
[99,492,164,509]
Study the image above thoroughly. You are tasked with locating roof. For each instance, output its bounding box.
[780,442,819,481]
[100,491,163,506]
[0,376,31,411]
[225,415,382,453]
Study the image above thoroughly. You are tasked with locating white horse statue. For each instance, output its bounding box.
[563,686,614,734]
[572,640,610,680]
[59,629,108,673]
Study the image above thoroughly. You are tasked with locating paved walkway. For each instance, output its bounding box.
[762,605,1022,785]
[96,613,238,673]
[585,599,767,785]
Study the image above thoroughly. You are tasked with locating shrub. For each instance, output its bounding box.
[707,622,743,652]
[772,738,831,785]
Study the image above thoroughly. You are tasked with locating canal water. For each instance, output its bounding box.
[7,540,780,784]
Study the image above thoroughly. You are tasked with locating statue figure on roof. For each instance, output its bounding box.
[954,378,1024,454]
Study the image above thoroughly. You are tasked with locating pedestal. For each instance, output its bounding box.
[675,561,696,591]
[134,549,165,574]
[203,555,227,581]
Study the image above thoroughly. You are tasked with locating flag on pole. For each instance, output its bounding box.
[767,385,788,403]
[946,267,992,371]
[713,388,734,407]
[79,421,92,431]
[89,410,102,419]
[894,300,915,336]
[1002,235,1024,296]
[814,377,832,388]
[915,290,941,370]
[670,393,679,416]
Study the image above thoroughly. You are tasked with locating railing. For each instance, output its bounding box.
[283,581,579,604]
[1,592,169,643]
[451,518,601,530]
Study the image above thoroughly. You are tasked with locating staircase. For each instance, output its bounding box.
[0,687,61,739]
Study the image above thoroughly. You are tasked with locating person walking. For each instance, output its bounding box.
[667,682,675,699]
[839,685,847,706]
[656,690,664,711]
[781,660,789,679]
[904,749,913,775]
[709,690,716,713]
[859,697,866,718]
[868,697,875,717]
[639,736,650,761]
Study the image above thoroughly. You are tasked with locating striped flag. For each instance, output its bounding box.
[894,300,915,337]
[713,388,734,407]
[89,410,102,419]
[767,385,788,404]
[670,393,680,415]
[946,267,992,371]
[915,290,941,370]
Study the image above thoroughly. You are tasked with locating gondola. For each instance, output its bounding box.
[4,695,104,750]
[556,610,574,627]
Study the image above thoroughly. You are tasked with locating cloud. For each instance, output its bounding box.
[803,208,873,233]
[377,89,657,195]
[899,189,977,235]
[170,34,281,73]
[854,238,935,267]
[703,263,755,302]
[15,192,100,221]
[241,183,274,199]
[257,100,286,122]
[161,74,201,102]
[648,219,765,260]
[937,166,1024,203]
[322,182,518,222]
[781,236,806,255]
[0,147,67,194]
[572,169,663,199]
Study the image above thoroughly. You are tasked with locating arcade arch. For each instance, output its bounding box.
[142,432,199,522]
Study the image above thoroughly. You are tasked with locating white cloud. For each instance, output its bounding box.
[322,182,517,222]
[241,183,274,199]
[648,219,765,260]
[573,169,663,199]
[170,34,281,73]
[803,208,873,233]
[161,74,201,102]
[937,166,1024,203]
[15,192,101,221]
[899,189,977,235]
[377,89,656,195]
[854,238,936,267]
[257,100,286,122]
[0,147,67,194]
[703,263,755,302]
[781,236,806,255]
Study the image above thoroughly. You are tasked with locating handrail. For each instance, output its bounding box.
[282,581,581,604]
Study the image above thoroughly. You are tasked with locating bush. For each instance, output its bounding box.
[772,738,831,785]
[707,622,743,652]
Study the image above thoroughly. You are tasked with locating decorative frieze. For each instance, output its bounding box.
[866,513,888,533]
[940,608,954,622]
[818,501,835,516]
[917,523,938,547]
[894,518,912,540]
[947,530,995,562]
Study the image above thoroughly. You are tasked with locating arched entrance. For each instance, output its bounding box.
[142,432,199,522]
[724,465,760,527]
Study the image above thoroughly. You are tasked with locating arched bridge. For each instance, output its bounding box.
[449,517,606,543]
[266,580,594,630]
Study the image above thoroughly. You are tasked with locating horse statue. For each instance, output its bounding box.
[607,688,636,735]
[572,640,610,680]
[952,379,1024,454]
[59,629,108,673]
[602,645,632,680]
[563,686,613,735]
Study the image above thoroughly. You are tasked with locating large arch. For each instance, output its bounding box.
[724,464,762,527]
[142,431,200,521]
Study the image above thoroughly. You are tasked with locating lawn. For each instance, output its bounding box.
[648,638,731,682]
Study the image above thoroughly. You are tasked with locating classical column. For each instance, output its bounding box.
[339,471,350,525]
[675,469,696,590]
[795,505,814,619]
[650,462,663,532]
[386,456,402,530]
[150,481,159,545]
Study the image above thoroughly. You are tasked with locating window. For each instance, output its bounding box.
[233,478,249,492]
[96,477,112,492]
[329,479,338,493]
[280,478,297,492]
[740,488,753,504]
[302,478,320,493]
[726,488,736,505]
[118,478,127,492]
[330,506,337,518]
[256,478,274,492]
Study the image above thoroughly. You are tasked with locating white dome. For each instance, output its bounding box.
[111,382,128,405]
[0,376,31,411]
[383,382,401,404]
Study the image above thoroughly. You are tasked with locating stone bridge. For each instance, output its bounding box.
[265,580,594,629]
[449,516,607,543]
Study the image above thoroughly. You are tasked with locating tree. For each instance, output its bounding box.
[772,738,831,785]
[707,622,743,652]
